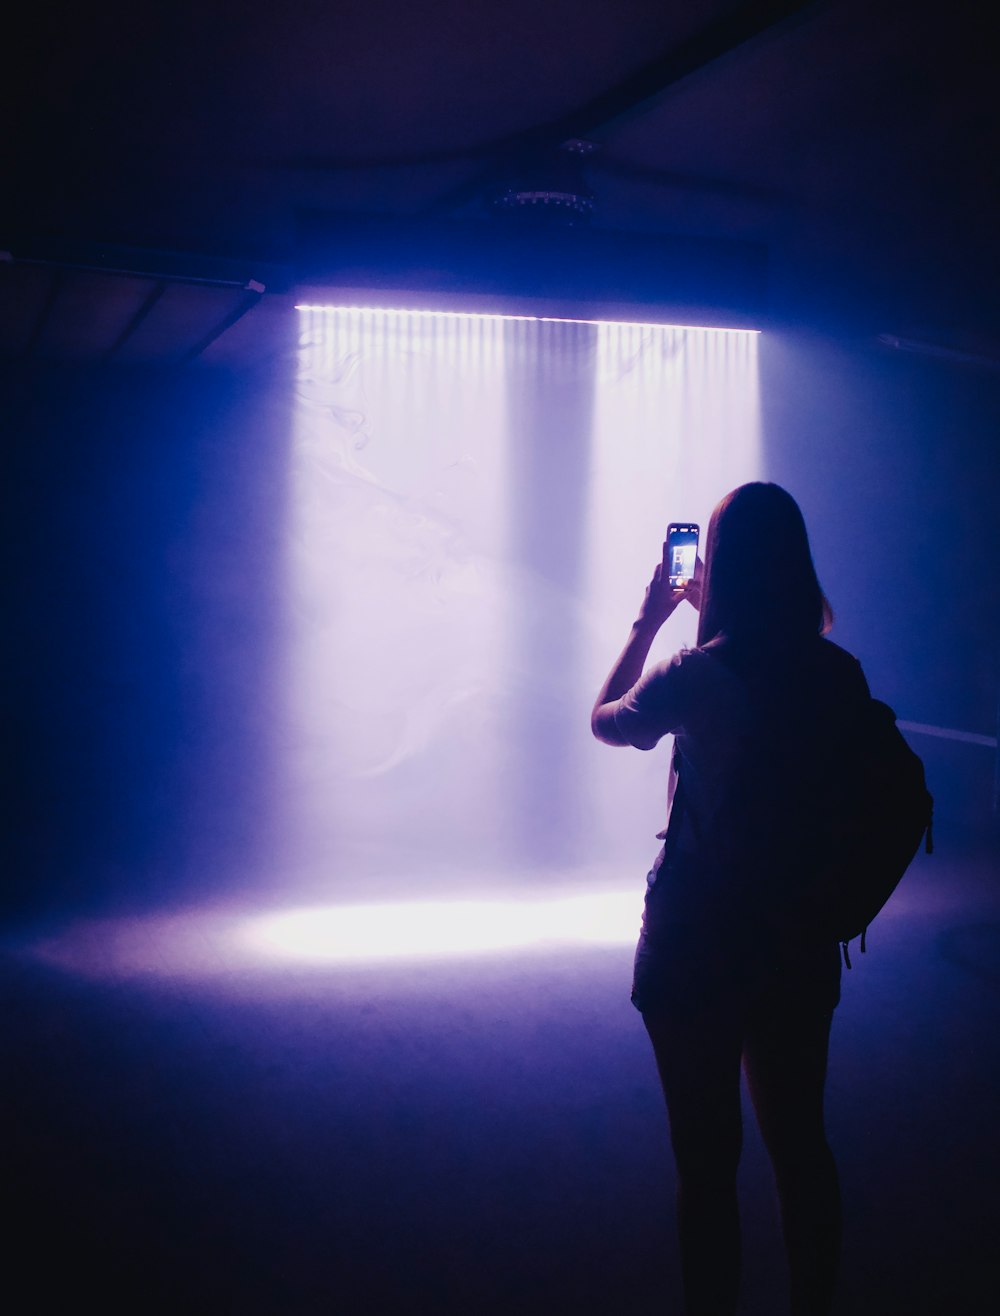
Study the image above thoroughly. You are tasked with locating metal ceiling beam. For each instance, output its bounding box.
[103,280,167,361]
[536,0,821,145]
[2,238,289,292]
[180,281,266,363]
[22,269,67,358]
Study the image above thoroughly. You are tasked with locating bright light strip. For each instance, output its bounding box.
[242,891,642,964]
[25,890,645,980]
[296,304,760,334]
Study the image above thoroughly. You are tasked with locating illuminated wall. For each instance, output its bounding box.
[287,307,760,898]
[7,322,998,947]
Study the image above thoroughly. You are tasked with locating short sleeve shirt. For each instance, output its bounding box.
[609,638,871,888]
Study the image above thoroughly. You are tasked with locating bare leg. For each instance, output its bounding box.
[743,1005,841,1316]
[644,1006,744,1316]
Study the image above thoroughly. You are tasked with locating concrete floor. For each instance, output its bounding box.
[4,830,999,1315]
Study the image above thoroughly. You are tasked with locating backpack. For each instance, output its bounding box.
[685,644,934,966]
[813,696,934,966]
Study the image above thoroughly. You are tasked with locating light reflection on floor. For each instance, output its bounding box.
[25,886,644,981]
[245,891,641,962]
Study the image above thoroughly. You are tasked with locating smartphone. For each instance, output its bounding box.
[666,522,699,588]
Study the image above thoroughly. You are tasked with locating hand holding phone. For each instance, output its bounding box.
[636,523,701,629]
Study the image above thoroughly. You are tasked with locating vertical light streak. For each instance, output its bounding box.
[585,324,760,648]
[288,307,511,886]
[584,323,761,853]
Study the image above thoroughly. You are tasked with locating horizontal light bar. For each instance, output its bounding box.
[295,304,760,334]
[242,892,642,964]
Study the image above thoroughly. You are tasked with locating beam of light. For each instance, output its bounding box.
[288,304,513,875]
[583,319,761,836]
[24,889,645,982]
[897,720,998,748]
[241,891,642,963]
[585,321,761,653]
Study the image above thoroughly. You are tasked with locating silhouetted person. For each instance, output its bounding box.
[593,483,870,1316]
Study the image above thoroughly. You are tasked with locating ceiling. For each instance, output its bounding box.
[3,0,997,367]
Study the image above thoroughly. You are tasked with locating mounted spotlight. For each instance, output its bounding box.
[492,140,598,227]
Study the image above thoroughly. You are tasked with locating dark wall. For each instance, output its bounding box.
[760,329,1000,829]
[3,361,290,918]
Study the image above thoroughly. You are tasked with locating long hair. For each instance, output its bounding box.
[696,483,832,649]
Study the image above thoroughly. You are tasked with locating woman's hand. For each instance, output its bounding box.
[636,543,700,630]
[685,554,705,612]
[592,545,701,742]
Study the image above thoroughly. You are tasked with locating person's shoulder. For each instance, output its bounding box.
[815,636,862,670]
[677,642,744,690]
[637,647,700,692]
[814,636,871,696]
[688,638,743,670]
[675,644,720,674]
[815,635,856,662]
[636,646,723,699]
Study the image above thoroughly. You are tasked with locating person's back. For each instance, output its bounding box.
[617,633,869,940]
